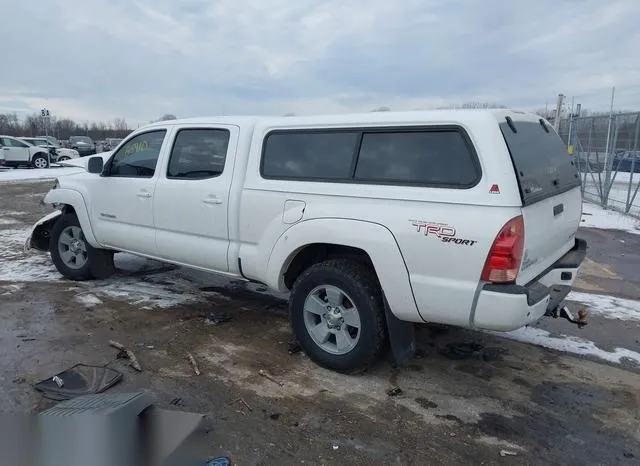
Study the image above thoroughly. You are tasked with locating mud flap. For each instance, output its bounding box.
[384,297,416,365]
[88,248,116,280]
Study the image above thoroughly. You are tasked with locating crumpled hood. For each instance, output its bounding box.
[57,151,112,169]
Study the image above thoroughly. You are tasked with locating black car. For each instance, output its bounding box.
[69,136,96,156]
[612,151,640,173]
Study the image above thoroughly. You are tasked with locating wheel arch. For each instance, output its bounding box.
[265,218,421,322]
[43,189,100,247]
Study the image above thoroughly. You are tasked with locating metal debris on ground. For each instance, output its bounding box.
[231,397,252,412]
[170,397,183,406]
[187,352,201,375]
[386,386,403,397]
[204,312,232,325]
[500,450,518,457]
[258,369,284,387]
[205,457,231,466]
[109,340,142,371]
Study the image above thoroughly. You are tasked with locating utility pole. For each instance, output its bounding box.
[567,96,575,147]
[41,108,51,136]
[603,86,616,199]
[553,94,565,131]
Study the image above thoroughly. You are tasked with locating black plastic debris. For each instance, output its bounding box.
[386,387,403,397]
[204,312,232,325]
[439,342,483,360]
[34,363,122,401]
[287,340,302,355]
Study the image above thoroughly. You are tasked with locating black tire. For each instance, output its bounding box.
[57,156,70,162]
[32,153,50,169]
[50,213,115,281]
[289,259,387,372]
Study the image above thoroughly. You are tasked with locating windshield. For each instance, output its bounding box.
[70,136,92,144]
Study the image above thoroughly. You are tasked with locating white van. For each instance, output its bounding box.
[26,109,586,372]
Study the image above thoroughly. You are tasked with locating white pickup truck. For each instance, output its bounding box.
[26,110,587,372]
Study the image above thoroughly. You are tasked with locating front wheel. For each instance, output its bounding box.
[289,259,387,372]
[50,213,115,281]
[32,153,50,169]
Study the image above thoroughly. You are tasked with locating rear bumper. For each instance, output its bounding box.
[472,238,587,331]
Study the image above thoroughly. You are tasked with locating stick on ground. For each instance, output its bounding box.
[109,340,142,372]
[186,352,201,376]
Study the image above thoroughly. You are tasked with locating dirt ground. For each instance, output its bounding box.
[1,179,640,465]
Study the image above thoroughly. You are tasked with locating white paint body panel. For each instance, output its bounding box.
[33,109,584,330]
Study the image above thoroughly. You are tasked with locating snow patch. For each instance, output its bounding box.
[581,202,640,234]
[497,326,640,367]
[0,167,84,183]
[0,229,60,281]
[567,291,640,322]
[1,283,24,295]
[74,293,103,307]
[0,217,21,225]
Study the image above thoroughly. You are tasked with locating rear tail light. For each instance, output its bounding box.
[481,216,525,283]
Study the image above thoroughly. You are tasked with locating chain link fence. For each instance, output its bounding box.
[557,112,640,218]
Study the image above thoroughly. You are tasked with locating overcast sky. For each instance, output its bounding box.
[2,0,639,125]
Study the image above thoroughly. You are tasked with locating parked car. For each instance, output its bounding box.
[0,135,53,168]
[69,136,96,156]
[37,135,62,147]
[103,138,123,152]
[612,150,640,173]
[19,137,80,162]
[26,110,586,372]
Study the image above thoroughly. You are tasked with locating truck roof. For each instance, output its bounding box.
[141,109,543,131]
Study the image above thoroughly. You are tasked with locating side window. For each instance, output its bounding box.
[262,131,359,180]
[355,130,480,187]
[4,138,28,148]
[108,130,166,178]
[167,128,230,179]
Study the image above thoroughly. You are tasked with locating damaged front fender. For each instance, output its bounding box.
[24,210,62,253]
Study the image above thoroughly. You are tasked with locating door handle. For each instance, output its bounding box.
[137,191,152,199]
[202,197,222,205]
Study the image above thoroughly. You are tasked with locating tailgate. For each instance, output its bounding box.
[518,187,582,284]
[498,118,582,285]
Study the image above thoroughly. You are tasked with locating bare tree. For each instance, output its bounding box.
[157,114,177,121]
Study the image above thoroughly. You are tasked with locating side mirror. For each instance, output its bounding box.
[87,156,104,174]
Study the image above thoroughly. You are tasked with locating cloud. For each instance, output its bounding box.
[1,0,639,125]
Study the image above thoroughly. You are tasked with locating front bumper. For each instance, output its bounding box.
[472,238,587,331]
[24,210,63,252]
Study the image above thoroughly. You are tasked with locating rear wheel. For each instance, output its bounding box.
[50,213,115,281]
[32,153,50,169]
[289,259,387,372]
[57,156,70,162]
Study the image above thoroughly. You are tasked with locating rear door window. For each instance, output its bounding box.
[499,120,581,205]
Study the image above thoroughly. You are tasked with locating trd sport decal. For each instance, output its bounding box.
[410,220,477,246]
